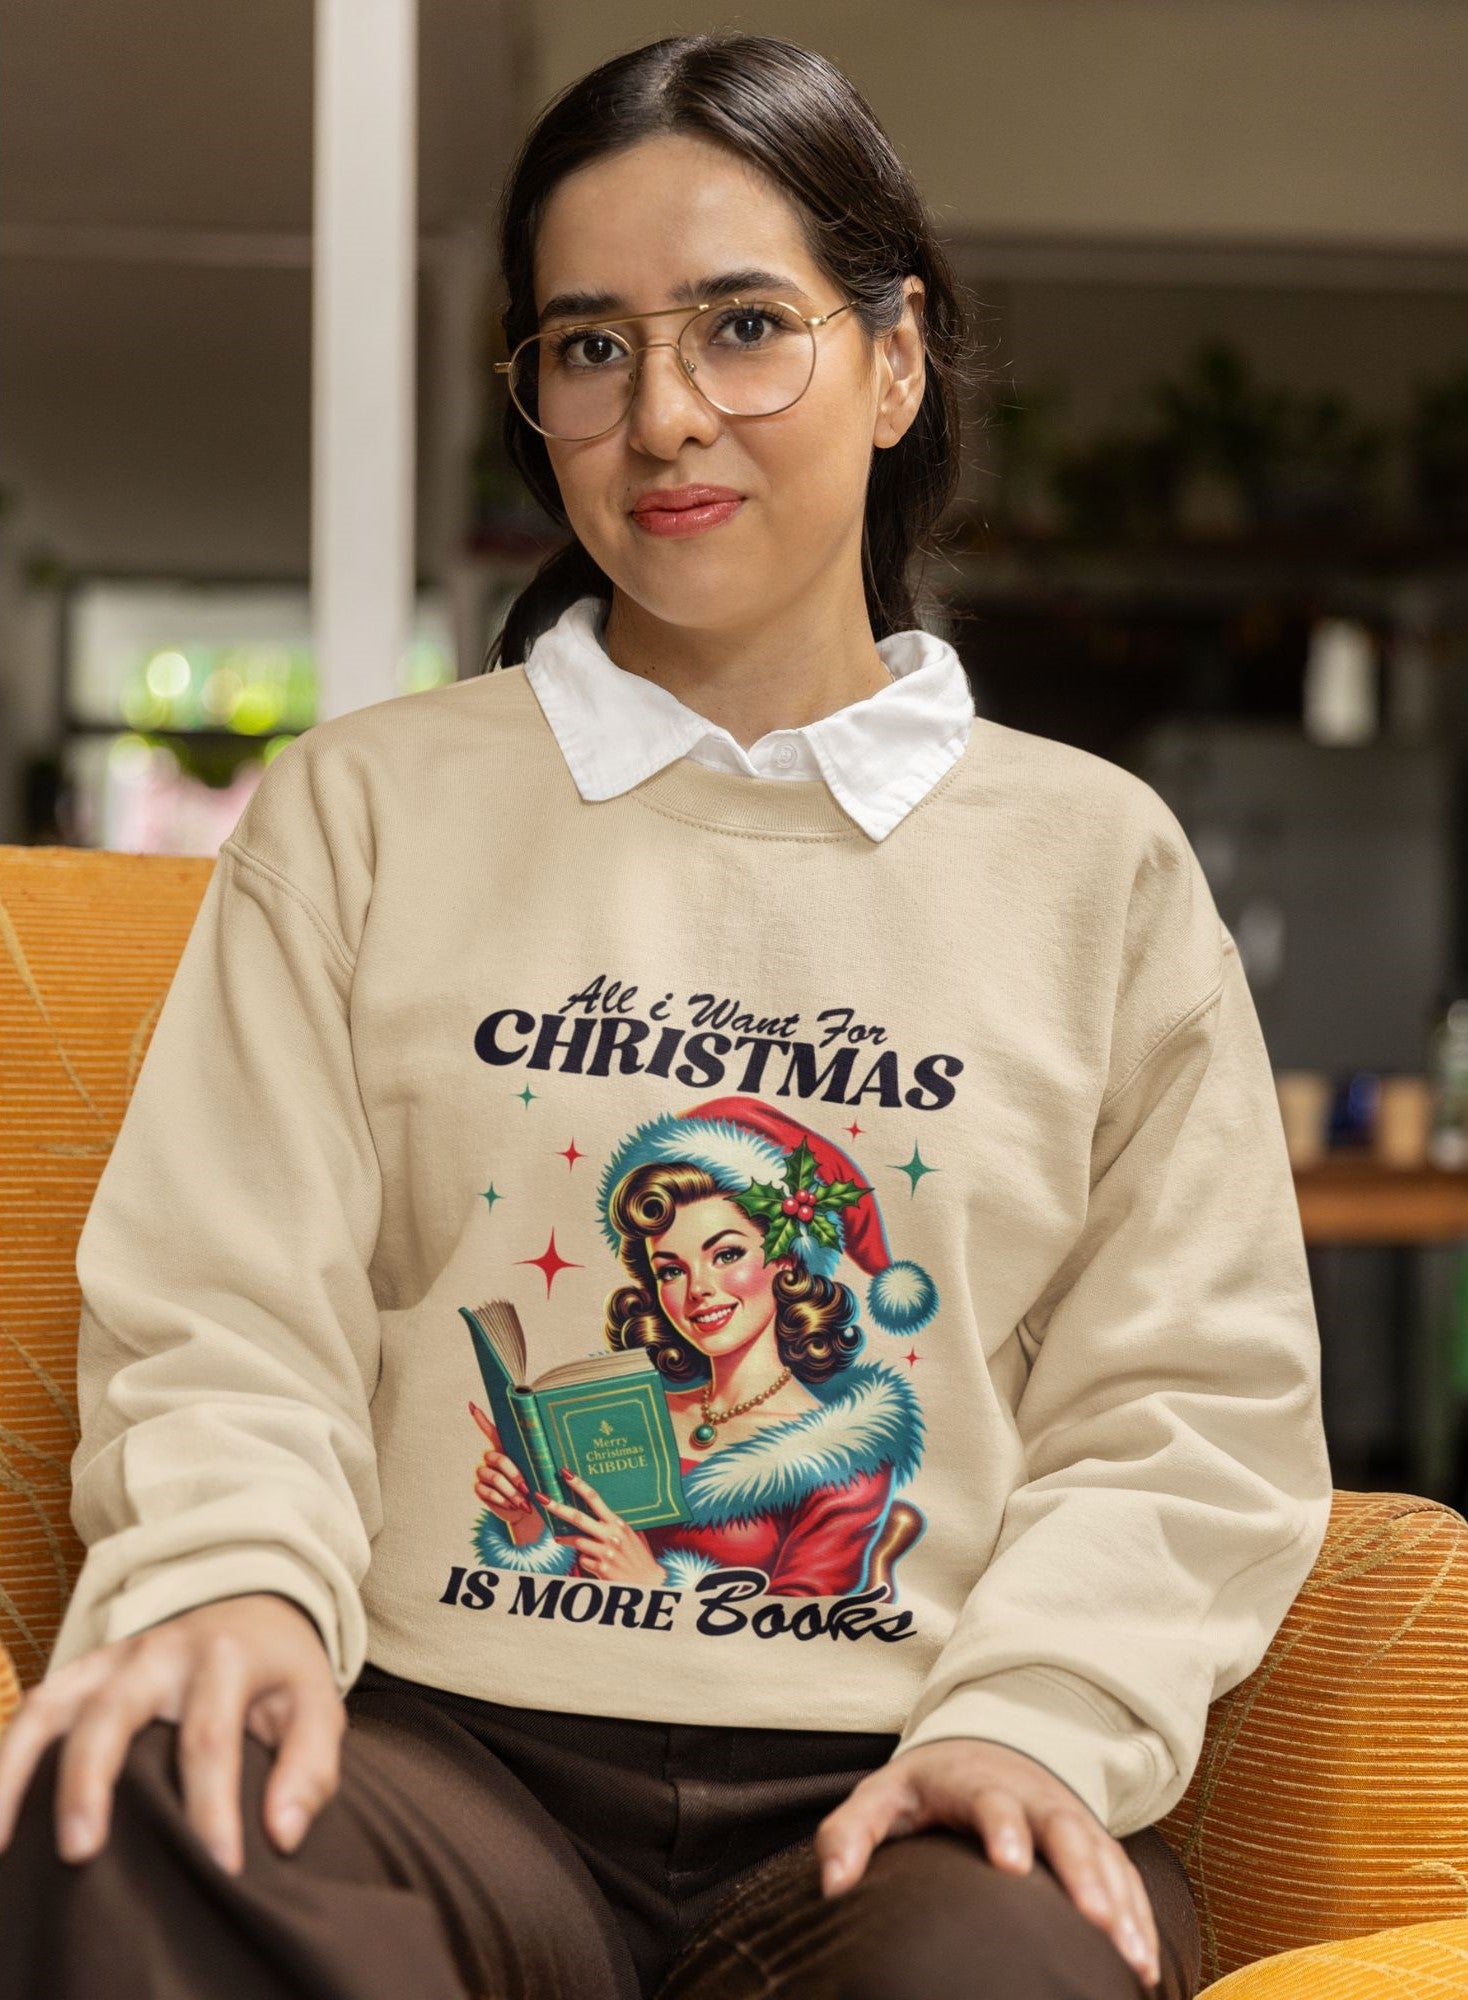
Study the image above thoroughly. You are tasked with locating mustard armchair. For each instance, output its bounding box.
[4,841,1468,1997]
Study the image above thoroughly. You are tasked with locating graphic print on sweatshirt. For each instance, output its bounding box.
[461,1071,939,1616]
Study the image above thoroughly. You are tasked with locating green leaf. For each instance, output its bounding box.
[765,1215,797,1262]
[820,1179,868,1209]
[808,1212,840,1250]
[735,1179,787,1225]
[790,1139,818,1193]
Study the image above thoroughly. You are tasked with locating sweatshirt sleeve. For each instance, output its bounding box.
[890,801,1335,1837]
[46,765,384,1696]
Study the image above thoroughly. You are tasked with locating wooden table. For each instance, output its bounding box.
[1294,1159,1468,1246]
[1294,1158,1468,1502]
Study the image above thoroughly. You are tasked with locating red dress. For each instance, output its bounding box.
[640,1455,897,1597]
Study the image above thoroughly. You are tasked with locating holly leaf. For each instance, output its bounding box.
[807,1211,840,1250]
[789,1139,819,1193]
[764,1214,797,1262]
[820,1179,868,1209]
[735,1178,787,1226]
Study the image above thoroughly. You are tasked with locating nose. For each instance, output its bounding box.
[625,339,719,455]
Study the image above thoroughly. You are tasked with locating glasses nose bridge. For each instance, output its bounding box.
[625,326,706,414]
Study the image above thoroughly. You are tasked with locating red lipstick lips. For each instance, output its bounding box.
[631,484,744,538]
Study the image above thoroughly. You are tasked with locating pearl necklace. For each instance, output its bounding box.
[690,1366,792,1449]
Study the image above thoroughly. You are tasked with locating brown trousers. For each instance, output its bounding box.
[0,1658,1201,1999]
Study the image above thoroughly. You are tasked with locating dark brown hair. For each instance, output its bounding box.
[484,32,974,669]
[603,1161,863,1389]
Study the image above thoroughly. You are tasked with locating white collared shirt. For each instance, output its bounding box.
[518,594,976,843]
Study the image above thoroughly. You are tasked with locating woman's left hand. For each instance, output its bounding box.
[812,1738,1161,1992]
[537,1469,668,1585]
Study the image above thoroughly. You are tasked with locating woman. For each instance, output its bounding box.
[0,31,1332,2000]
[470,1099,928,1599]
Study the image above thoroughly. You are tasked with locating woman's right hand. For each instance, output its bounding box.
[469,1400,544,1539]
[0,1591,344,1878]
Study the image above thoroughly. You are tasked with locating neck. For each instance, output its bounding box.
[601,577,893,749]
[705,1324,788,1408]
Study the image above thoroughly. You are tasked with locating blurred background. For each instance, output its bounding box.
[3,1,1467,1503]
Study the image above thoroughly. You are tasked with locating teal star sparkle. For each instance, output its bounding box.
[891,1144,939,1196]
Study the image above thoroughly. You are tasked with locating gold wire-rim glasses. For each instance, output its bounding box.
[494,294,857,441]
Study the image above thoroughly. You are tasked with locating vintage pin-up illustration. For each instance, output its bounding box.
[468,1095,936,1602]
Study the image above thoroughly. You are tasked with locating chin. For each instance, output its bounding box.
[620,558,759,627]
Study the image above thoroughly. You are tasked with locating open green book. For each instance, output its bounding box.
[461,1299,692,1534]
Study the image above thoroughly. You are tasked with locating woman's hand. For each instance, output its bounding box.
[539,1468,668,1586]
[469,1401,545,1544]
[813,1737,1161,1992]
[0,1592,344,1879]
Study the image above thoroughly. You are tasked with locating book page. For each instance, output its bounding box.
[473,1299,529,1383]
[533,1347,657,1391]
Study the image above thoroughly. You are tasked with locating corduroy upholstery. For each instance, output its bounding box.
[1198,1919,1468,1997]
[2,840,1466,1997]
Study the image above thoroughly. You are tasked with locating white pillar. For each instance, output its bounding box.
[311,0,418,721]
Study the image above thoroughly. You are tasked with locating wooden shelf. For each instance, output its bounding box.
[1294,1158,1468,1245]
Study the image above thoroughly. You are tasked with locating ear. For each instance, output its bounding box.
[873,276,927,451]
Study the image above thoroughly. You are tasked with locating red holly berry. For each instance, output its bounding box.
[781,1195,800,1216]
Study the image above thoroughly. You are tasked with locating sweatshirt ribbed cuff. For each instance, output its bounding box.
[890,1665,1165,1833]
[51,1547,362,1696]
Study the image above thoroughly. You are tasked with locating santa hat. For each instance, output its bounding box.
[595,1093,937,1337]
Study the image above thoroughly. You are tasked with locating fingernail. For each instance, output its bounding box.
[276,1803,306,1847]
[59,1814,92,1861]
[559,1466,574,1481]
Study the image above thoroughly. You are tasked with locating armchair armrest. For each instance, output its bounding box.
[1159,1490,1468,1987]
[0,1635,22,1736]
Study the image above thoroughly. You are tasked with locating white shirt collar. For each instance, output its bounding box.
[521,594,975,842]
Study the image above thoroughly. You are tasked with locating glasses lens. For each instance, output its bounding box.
[510,302,821,435]
[513,325,635,439]
[682,300,816,417]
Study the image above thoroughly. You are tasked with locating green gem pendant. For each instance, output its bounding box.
[691,1421,718,1447]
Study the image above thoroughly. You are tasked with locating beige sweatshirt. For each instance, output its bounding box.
[48,662,1334,1838]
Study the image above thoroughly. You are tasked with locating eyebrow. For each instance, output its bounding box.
[652,1228,745,1265]
[537,269,809,329]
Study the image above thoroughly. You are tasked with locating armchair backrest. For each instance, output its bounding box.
[0,843,214,1687]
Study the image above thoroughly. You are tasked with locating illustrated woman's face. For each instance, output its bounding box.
[529,130,924,635]
[649,1195,793,1357]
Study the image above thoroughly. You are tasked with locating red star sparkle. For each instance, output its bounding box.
[517,1229,584,1297]
[904,1348,920,1368]
[558,1137,585,1170]
[844,1120,865,1140]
